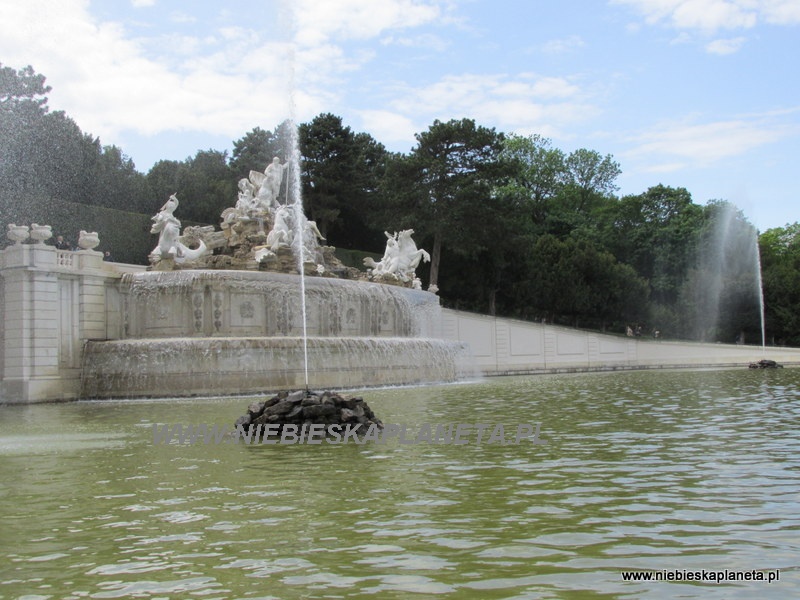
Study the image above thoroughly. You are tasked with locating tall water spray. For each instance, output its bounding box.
[691,202,765,346]
[755,242,767,353]
[287,122,310,389]
[284,24,310,389]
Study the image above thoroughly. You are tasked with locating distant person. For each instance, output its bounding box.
[54,235,72,250]
[103,251,113,262]
[626,326,633,337]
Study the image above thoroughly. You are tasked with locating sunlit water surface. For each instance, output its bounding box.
[1,368,799,599]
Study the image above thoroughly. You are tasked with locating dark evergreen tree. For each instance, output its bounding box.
[380,118,507,289]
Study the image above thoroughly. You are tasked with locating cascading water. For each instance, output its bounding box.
[84,268,474,398]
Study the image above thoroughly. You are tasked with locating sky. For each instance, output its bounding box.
[1,0,799,231]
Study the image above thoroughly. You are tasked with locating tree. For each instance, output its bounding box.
[526,234,648,328]
[168,150,235,224]
[561,148,621,214]
[1,63,150,215]
[230,126,285,180]
[298,113,387,245]
[381,118,507,289]
[760,223,800,345]
[0,63,50,113]
[85,144,151,213]
[602,185,702,305]
[499,133,566,226]
[1,64,53,198]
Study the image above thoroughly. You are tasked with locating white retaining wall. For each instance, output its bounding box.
[441,309,800,375]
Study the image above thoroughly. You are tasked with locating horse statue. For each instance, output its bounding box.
[265,205,293,251]
[364,229,430,283]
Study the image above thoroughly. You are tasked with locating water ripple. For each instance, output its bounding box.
[1,368,799,598]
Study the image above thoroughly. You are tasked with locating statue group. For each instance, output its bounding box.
[363,230,430,289]
[149,157,430,289]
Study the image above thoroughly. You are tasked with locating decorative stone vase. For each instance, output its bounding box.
[29,223,53,244]
[77,230,100,251]
[7,224,30,245]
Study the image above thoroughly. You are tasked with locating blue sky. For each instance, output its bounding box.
[1,0,798,230]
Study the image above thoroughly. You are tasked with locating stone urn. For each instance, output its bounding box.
[77,230,100,251]
[7,224,30,245]
[29,223,53,244]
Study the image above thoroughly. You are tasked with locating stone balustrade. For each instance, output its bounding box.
[0,239,145,403]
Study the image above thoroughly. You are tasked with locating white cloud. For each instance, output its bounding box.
[611,0,800,32]
[0,0,297,142]
[0,0,457,152]
[293,0,443,46]
[358,109,419,147]
[380,73,595,142]
[760,0,800,24]
[542,35,586,54]
[380,33,449,52]
[624,116,789,166]
[705,36,747,53]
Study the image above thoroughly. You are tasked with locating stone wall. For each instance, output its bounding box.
[441,309,800,375]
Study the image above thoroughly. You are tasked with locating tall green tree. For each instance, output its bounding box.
[760,223,800,345]
[298,113,387,245]
[229,125,288,180]
[0,63,49,113]
[170,150,235,224]
[499,133,566,226]
[381,118,506,288]
[562,148,621,213]
[527,234,648,328]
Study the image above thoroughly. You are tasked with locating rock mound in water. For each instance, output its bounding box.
[235,390,383,434]
[748,359,784,369]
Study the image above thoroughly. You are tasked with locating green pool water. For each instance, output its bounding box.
[1,368,798,598]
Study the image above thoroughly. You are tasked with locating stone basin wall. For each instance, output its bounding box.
[118,270,443,340]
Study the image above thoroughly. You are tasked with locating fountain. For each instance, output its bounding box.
[79,152,473,398]
[688,202,765,347]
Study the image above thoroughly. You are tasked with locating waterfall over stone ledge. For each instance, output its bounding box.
[80,270,474,398]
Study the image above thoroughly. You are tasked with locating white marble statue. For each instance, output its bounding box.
[236,178,257,212]
[266,205,293,251]
[150,194,207,265]
[264,157,289,204]
[250,157,289,210]
[364,229,430,283]
[301,215,326,256]
[160,193,179,216]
